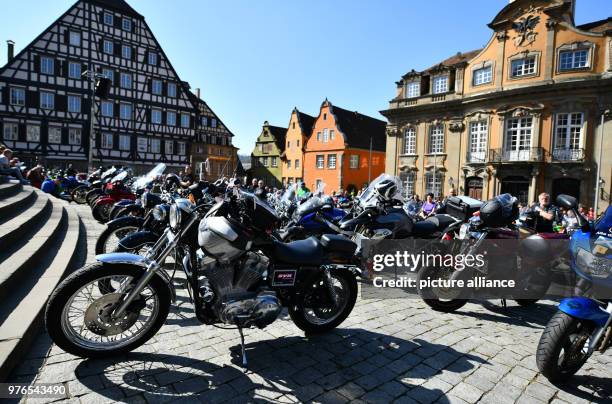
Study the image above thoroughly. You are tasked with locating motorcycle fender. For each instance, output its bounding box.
[124,204,144,216]
[558,297,609,327]
[116,199,134,206]
[95,197,115,206]
[117,230,160,251]
[95,253,176,302]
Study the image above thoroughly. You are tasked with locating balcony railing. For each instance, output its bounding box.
[466,151,487,164]
[551,147,585,162]
[489,147,544,163]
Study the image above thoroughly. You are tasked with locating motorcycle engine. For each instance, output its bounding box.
[198,251,281,328]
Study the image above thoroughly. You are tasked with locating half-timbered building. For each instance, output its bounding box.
[0,0,210,172]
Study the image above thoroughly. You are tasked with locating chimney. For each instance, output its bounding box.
[196,88,201,98]
[7,40,15,63]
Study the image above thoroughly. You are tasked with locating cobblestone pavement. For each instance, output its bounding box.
[8,204,611,403]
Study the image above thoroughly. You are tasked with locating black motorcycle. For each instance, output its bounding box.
[45,187,360,366]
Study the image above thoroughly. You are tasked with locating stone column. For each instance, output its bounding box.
[544,20,557,81]
[495,32,507,90]
[528,167,540,204]
[385,127,398,176]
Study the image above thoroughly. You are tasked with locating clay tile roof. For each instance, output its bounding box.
[577,17,612,34]
[266,125,287,152]
[330,105,387,152]
[296,111,316,135]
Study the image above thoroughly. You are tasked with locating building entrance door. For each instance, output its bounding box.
[552,178,580,202]
[465,177,483,200]
[500,176,530,205]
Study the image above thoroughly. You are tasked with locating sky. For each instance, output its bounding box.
[0,0,610,154]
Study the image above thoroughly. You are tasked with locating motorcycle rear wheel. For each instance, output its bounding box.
[86,189,103,206]
[92,202,112,223]
[45,263,170,358]
[71,186,89,204]
[416,264,468,313]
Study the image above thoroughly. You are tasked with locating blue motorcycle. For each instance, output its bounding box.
[278,195,347,241]
[536,194,612,383]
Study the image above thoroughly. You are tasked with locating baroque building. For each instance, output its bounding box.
[0,0,229,172]
[250,121,286,188]
[381,0,612,212]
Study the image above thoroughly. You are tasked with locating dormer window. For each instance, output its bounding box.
[432,76,448,94]
[558,49,589,71]
[473,65,492,86]
[406,81,420,98]
[511,56,536,77]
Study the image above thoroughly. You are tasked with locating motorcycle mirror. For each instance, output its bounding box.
[556,194,577,210]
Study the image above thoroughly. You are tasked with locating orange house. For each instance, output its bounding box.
[303,100,387,194]
[281,108,315,186]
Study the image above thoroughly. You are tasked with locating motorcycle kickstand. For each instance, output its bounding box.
[238,326,248,370]
[501,298,507,310]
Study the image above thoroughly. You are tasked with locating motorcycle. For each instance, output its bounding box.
[84,167,120,206]
[279,193,347,241]
[91,171,136,223]
[536,195,612,383]
[45,186,361,367]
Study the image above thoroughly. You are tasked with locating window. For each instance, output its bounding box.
[68,62,81,79]
[121,45,131,59]
[103,12,113,25]
[27,125,41,142]
[101,101,113,117]
[181,113,190,128]
[425,171,443,198]
[148,52,158,65]
[165,141,174,154]
[40,92,54,110]
[167,83,177,97]
[40,57,54,75]
[151,79,162,95]
[119,135,130,151]
[287,160,292,169]
[316,132,321,141]
[287,141,291,148]
[349,154,359,169]
[323,113,327,120]
[428,125,444,154]
[177,142,186,155]
[432,76,448,94]
[473,65,492,86]
[138,137,148,152]
[554,113,583,160]
[3,123,18,140]
[559,49,589,71]
[504,117,533,161]
[102,68,114,84]
[68,95,81,113]
[211,118,217,128]
[119,103,132,120]
[201,116,208,127]
[295,160,299,168]
[48,127,62,144]
[103,40,113,55]
[406,81,420,98]
[297,139,300,147]
[330,130,335,141]
[120,73,132,88]
[69,128,81,145]
[404,127,416,154]
[69,31,81,46]
[151,139,161,153]
[271,157,278,167]
[323,128,329,142]
[468,121,488,162]
[151,108,162,124]
[261,157,269,167]
[327,154,336,169]
[101,133,113,149]
[167,111,176,126]
[400,171,415,198]
[122,18,132,31]
[9,87,25,106]
[316,155,324,169]
[511,56,536,77]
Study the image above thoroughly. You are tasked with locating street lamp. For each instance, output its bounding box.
[81,67,107,171]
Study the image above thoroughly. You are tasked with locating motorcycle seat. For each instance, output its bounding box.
[320,234,356,254]
[425,214,456,231]
[412,220,438,236]
[273,237,324,265]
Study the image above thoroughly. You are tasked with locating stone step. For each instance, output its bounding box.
[0,194,64,304]
[0,187,37,224]
[0,194,51,247]
[0,181,22,200]
[0,203,82,381]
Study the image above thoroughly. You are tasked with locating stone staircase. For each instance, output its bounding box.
[0,177,84,381]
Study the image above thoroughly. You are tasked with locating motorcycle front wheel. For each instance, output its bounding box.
[95,216,145,255]
[86,189,103,206]
[45,263,171,358]
[536,311,595,383]
[92,202,112,223]
[71,186,89,204]
[289,268,357,334]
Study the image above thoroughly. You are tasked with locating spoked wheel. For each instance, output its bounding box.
[96,224,142,255]
[417,264,468,312]
[289,268,357,334]
[71,186,89,204]
[92,203,112,223]
[45,263,170,358]
[536,311,595,383]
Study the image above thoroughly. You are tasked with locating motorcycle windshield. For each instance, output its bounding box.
[237,189,279,218]
[110,170,128,183]
[132,163,166,190]
[101,167,117,178]
[296,196,323,216]
[359,173,404,209]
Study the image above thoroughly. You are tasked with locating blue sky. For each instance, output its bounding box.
[0,0,610,153]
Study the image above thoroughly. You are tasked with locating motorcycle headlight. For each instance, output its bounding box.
[458,223,470,240]
[152,205,167,222]
[169,204,181,230]
[576,248,611,279]
[141,192,148,207]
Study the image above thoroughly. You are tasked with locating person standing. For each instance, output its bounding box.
[529,192,559,233]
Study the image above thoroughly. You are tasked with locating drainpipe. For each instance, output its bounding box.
[594,109,610,215]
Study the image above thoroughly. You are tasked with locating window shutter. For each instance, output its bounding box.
[113,102,119,118]
[131,47,136,61]
[27,90,38,108]
[98,11,103,23]
[114,41,121,57]
[114,16,121,29]
[147,108,152,123]
[148,78,152,93]
[18,124,26,141]
[162,110,167,124]
[114,71,120,86]
[144,50,149,65]
[162,82,167,96]
[34,54,40,73]
[62,127,68,144]
[57,95,67,111]
[98,38,103,53]
[63,61,70,78]
[63,29,69,44]
[0,87,7,105]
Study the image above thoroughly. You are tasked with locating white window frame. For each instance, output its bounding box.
[102,68,114,84]
[510,56,537,78]
[406,81,420,98]
[504,116,533,161]
[9,87,25,106]
[151,108,162,124]
[295,159,300,168]
[432,75,448,94]
[558,49,590,71]
[137,137,148,152]
[148,52,158,65]
[40,91,55,110]
[349,154,359,169]
[181,113,190,128]
[553,112,584,160]
[103,40,113,55]
[316,155,324,169]
[68,62,81,79]
[167,82,177,97]
[122,18,132,31]
[48,126,62,144]
[468,120,488,162]
[287,160,291,169]
[403,127,416,155]
[167,111,176,126]
[401,171,416,198]
[40,56,54,75]
[119,135,131,151]
[151,138,161,153]
[425,171,443,198]
[316,132,321,141]
[103,12,113,26]
[177,142,186,155]
[101,101,113,117]
[165,141,174,155]
[473,65,492,86]
[120,73,132,89]
[121,45,131,59]
[327,154,336,169]
[68,128,81,145]
[3,123,18,140]
[151,79,162,95]
[323,128,329,143]
[69,31,81,46]
[67,95,81,113]
[428,125,444,154]
[27,125,40,142]
[101,133,113,149]
[119,103,132,120]
[271,157,278,168]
